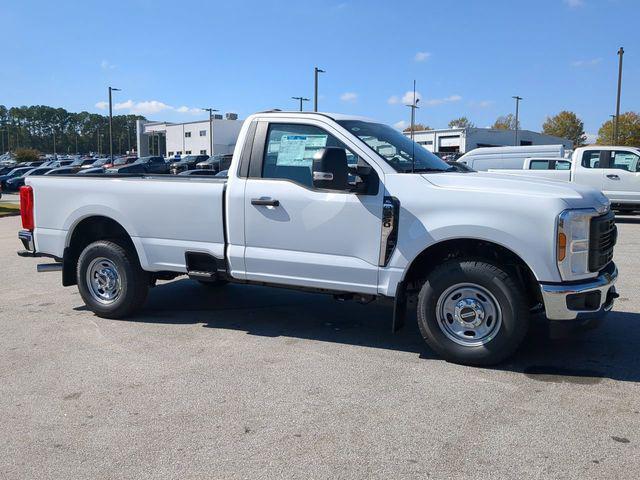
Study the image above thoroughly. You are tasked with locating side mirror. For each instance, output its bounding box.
[312,147,349,190]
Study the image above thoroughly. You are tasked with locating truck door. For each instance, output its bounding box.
[573,149,606,191]
[600,149,640,203]
[242,120,384,294]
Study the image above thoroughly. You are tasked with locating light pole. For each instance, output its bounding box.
[52,128,57,159]
[405,80,420,173]
[314,67,325,112]
[614,47,624,144]
[108,86,121,162]
[292,96,310,112]
[201,107,218,156]
[512,96,522,146]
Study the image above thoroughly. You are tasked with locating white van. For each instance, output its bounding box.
[458,145,566,171]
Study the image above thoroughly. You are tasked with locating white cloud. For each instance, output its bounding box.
[100,59,116,70]
[401,90,422,105]
[176,106,202,115]
[571,57,601,67]
[393,120,408,130]
[564,0,584,7]
[387,95,399,105]
[96,98,207,117]
[424,94,462,106]
[414,51,431,62]
[340,92,358,102]
[469,100,494,108]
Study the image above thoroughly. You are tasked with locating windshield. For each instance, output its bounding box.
[337,120,453,173]
[113,158,128,165]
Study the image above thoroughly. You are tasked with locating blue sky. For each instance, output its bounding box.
[1,0,638,139]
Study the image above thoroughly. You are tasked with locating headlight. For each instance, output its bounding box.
[557,208,599,280]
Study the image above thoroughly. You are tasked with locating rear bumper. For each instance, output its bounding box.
[17,229,35,256]
[540,263,618,321]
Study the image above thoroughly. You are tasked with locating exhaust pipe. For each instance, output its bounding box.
[37,263,63,273]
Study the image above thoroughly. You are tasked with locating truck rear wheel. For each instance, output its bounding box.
[416,259,529,366]
[76,240,149,319]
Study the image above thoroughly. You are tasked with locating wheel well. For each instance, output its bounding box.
[62,216,137,286]
[403,239,541,307]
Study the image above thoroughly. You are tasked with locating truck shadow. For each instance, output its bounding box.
[125,279,640,383]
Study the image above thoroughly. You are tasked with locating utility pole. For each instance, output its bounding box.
[292,96,310,112]
[108,86,121,162]
[314,67,325,112]
[127,123,131,153]
[201,107,218,156]
[405,80,420,173]
[512,96,523,146]
[614,47,624,144]
[52,129,57,159]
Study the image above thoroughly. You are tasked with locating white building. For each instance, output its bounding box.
[407,127,573,154]
[136,114,243,157]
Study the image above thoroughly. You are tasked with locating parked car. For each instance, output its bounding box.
[458,145,567,171]
[215,170,228,177]
[3,167,53,191]
[18,111,618,367]
[103,156,137,170]
[170,155,209,174]
[48,159,75,168]
[488,146,640,214]
[44,167,80,175]
[0,166,33,190]
[90,158,110,168]
[106,156,169,174]
[76,167,106,175]
[70,158,99,169]
[196,154,233,173]
[178,169,219,176]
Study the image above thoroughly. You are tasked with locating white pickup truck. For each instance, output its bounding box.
[17,111,618,366]
[489,146,640,213]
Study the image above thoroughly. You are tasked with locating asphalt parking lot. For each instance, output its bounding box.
[1,215,639,479]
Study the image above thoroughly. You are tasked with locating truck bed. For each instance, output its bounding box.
[27,175,228,273]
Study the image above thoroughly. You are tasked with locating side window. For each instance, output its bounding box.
[611,151,640,172]
[555,160,571,170]
[581,150,601,168]
[529,160,550,170]
[262,123,356,187]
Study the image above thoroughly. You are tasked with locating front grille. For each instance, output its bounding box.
[589,210,617,272]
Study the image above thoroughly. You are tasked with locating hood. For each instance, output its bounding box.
[422,171,609,211]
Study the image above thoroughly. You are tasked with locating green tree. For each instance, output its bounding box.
[14,148,40,162]
[492,114,519,130]
[403,123,431,132]
[448,117,475,129]
[597,112,640,146]
[0,104,146,154]
[542,111,586,146]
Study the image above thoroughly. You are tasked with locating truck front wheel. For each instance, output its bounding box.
[417,259,529,366]
[76,240,149,319]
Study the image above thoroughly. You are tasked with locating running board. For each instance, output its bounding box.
[187,270,218,281]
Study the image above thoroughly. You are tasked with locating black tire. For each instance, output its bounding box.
[76,240,149,319]
[416,259,529,366]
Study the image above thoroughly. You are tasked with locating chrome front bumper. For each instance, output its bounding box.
[540,264,618,321]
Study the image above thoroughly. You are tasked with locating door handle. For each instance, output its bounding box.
[251,198,280,207]
[606,174,620,180]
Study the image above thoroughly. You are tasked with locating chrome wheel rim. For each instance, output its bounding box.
[435,283,502,347]
[86,257,122,305]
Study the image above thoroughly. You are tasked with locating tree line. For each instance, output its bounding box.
[0,105,147,155]
[404,111,640,147]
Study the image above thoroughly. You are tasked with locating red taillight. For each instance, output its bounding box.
[20,185,34,230]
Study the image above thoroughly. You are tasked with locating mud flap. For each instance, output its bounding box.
[392,281,407,332]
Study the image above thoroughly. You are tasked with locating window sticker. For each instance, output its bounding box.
[276,134,328,166]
